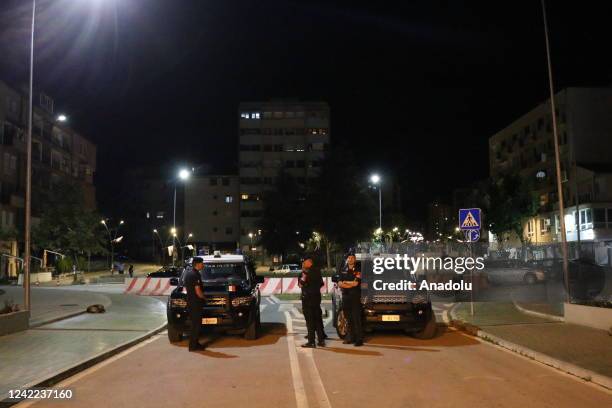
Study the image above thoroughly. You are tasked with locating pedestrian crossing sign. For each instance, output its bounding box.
[459,208,481,231]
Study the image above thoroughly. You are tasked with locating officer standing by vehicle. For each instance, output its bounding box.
[339,253,363,346]
[183,257,205,351]
[299,255,325,348]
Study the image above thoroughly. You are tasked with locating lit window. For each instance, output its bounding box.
[252,112,260,119]
[156,212,164,219]
[241,194,249,200]
[240,112,250,119]
[225,195,233,203]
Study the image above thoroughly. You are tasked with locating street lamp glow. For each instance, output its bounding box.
[188,233,193,238]
[370,174,381,184]
[170,227,177,234]
[248,232,254,238]
[178,168,191,180]
[153,229,158,233]
[56,114,67,122]
[100,220,106,225]
[119,220,124,225]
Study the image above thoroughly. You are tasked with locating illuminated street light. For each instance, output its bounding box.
[56,114,67,122]
[178,168,190,181]
[369,173,382,230]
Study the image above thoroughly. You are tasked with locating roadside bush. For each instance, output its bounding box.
[76,257,88,271]
[55,257,74,274]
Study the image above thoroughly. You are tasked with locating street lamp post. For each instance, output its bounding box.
[23,0,37,311]
[172,168,191,266]
[370,174,382,231]
[101,219,124,274]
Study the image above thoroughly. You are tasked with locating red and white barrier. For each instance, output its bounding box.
[124,276,334,296]
[124,277,174,296]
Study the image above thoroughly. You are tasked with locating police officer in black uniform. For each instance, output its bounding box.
[299,255,326,348]
[338,253,363,346]
[183,257,206,351]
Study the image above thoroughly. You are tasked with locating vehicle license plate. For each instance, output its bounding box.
[202,318,218,325]
[382,315,400,322]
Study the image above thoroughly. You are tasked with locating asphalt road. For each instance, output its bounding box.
[15,297,612,408]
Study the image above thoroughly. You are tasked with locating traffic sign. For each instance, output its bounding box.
[459,208,481,231]
[463,229,480,242]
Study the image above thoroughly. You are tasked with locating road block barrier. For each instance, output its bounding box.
[124,276,334,296]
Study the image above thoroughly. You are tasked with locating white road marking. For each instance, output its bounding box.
[284,311,309,408]
[300,348,332,408]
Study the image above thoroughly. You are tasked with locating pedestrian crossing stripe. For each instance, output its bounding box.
[461,211,479,228]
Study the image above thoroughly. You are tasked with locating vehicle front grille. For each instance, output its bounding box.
[204,296,227,306]
[369,294,408,304]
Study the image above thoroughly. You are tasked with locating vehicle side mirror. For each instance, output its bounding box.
[255,275,265,284]
[169,277,179,286]
[331,274,339,283]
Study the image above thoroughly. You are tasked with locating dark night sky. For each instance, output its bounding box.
[1,0,611,220]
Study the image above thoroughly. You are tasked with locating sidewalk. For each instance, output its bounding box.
[0,287,112,327]
[35,263,161,287]
[451,302,612,386]
[0,291,166,401]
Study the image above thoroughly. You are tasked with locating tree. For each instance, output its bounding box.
[309,143,377,262]
[32,181,107,264]
[258,172,310,259]
[480,173,538,246]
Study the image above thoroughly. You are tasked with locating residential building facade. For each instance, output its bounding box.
[0,80,97,278]
[238,100,330,252]
[184,174,240,252]
[489,87,612,246]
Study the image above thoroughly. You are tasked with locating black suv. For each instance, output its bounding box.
[331,253,437,339]
[166,253,264,342]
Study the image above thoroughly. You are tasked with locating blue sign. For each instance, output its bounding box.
[464,229,480,242]
[459,208,482,231]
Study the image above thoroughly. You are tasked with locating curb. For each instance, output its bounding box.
[0,321,167,407]
[512,301,565,322]
[449,303,612,390]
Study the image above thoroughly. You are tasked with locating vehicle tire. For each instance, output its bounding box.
[413,310,437,340]
[245,311,259,340]
[335,309,348,339]
[167,324,182,343]
[524,273,537,285]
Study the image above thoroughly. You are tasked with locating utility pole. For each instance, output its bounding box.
[541,0,569,301]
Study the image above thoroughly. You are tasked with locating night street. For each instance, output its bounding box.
[10,295,611,408]
[2,1,612,407]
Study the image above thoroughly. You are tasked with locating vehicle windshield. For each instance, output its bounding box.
[201,263,246,280]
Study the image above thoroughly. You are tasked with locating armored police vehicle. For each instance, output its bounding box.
[331,252,437,339]
[166,252,264,343]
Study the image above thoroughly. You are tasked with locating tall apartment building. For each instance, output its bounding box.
[184,175,240,252]
[238,100,330,251]
[0,80,97,278]
[488,87,612,245]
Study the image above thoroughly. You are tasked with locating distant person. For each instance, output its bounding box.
[128,264,134,278]
[338,253,363,346]
[299,255,326,348]
[183,257,205,351]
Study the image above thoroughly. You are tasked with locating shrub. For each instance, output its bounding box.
[55,257,74,274]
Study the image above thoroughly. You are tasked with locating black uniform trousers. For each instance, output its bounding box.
[188,302,203,349]
[302,293,325,343]
[343,292,363,342]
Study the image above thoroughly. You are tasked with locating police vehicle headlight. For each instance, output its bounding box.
[171,298,187,308]
[231,297,252,307]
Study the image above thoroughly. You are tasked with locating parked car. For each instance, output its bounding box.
[166,252,264,342]
[274,264,301,274]
[147,266,183,278]
[484,259,546,286]
[331,253,437,339]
